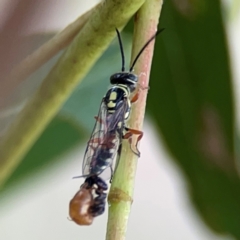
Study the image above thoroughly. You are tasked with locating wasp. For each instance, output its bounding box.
[70,28,163,224]
[81,28,164,181]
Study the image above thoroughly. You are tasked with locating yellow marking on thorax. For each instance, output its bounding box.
[107,101,116,108]
[124,111,130,120]
[117,85,130,97]
[109,92,117,101]
[123,98,131,120]
[118,121,122,128]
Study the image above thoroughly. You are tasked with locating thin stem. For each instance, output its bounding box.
[0,0,146,188]
[106,1,163,240]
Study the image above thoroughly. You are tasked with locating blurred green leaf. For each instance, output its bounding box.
[1,116,85,192]
[147,0,240,238]
[0,33,132,192]
[0,34,61,137]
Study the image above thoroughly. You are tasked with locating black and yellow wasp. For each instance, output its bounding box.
[82,29,163,180]
[70,29,163,223]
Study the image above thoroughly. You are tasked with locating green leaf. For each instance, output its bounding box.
[0,33,132,192]
[0,116,85,192]
[147,0,240,237]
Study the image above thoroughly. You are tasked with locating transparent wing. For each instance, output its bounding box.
[82,99,108,177]
[82,97,129,179]
[97,99,129,180]
[97,136,121,180]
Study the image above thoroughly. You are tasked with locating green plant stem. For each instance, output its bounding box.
[106,1,163,240]
[0,0,146,188]
[3,3,100,102]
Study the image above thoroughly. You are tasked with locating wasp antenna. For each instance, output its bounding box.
[129,28,165,72]
[115,28,125,72]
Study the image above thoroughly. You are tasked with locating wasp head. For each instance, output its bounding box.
[110,72,138,92]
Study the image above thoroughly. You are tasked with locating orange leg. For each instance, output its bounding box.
[131,85,150,103]
[94,116,104,124]
[89,137,102,144]
[123,127,143,157]
[131,92,139,103]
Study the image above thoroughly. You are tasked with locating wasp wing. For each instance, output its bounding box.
[100,97,129,179]
[82,97,129,179]
[82,99,108,177]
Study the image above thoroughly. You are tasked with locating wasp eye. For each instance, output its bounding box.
[127,73,138,82]
[110,72,138,86]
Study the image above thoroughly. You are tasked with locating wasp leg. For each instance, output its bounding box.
[88,130,105,144]
[131,92,139,103]
[94,116,104,124]
[123,127,143,157]
[138,82,150,91]
[131,85,150,103]
[88,137,102,144]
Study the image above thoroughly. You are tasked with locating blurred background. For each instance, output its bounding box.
[0,0,240,239]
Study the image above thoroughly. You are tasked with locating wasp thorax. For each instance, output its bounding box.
[110,72,138,92]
